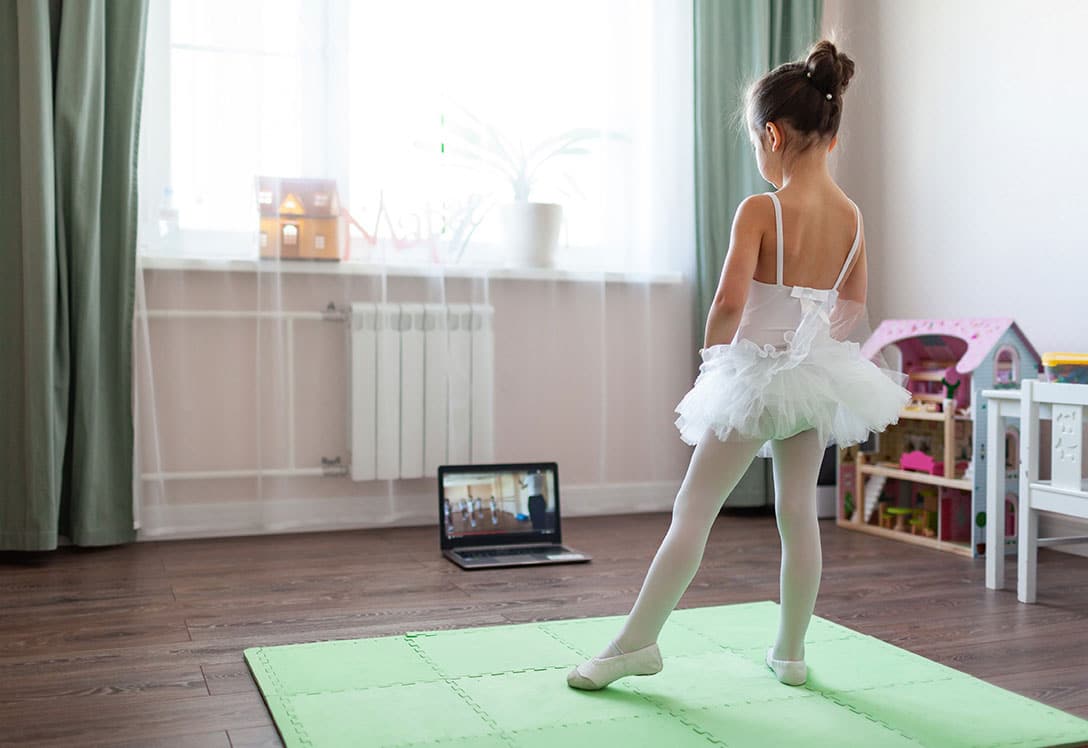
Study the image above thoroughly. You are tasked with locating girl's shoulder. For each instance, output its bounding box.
[732,192,777,230]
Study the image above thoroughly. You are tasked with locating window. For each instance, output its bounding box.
[1004,495,1017,539]
[138,0,694,273]
[994,346,1020,385]
[1004,427,1019,471]
[282,224,298,246]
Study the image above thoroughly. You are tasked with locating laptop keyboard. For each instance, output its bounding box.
[458,547,551,559]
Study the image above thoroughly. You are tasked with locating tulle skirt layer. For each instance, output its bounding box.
[674,333,911,457]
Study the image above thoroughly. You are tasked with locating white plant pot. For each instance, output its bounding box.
[499,202,562,268]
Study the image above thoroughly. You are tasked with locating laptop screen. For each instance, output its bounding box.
[439,464,559,546]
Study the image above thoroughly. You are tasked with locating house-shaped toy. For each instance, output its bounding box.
[257,177,342,261]
[837,318,1041,559]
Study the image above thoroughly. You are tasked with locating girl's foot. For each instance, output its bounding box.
[566,642,663,690]
[765,647,806,686]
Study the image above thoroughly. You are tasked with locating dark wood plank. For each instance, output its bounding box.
[0,692,269,746]
[0,662,207,702]
[0,613,192,658]
[110,732,232,748]
[202,663,258,696]
[227,725,283,748]
[989,663,1088,713]
[0,512,1085,746]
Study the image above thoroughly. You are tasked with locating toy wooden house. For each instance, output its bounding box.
[257,177,342,261]
[837,318,1041,558]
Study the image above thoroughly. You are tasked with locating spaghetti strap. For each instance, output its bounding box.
[833,201,862,291]
[766,192,784,286]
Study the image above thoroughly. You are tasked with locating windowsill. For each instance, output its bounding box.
[138,254,685,285]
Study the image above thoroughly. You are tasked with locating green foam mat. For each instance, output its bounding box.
[244,601,1088,747]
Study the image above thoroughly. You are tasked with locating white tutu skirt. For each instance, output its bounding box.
[674,331,911,458]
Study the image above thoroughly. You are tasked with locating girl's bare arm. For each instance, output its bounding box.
[703,196,766,349]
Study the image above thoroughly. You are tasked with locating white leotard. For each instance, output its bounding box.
[734,192,862,349]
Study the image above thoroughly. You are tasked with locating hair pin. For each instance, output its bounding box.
[806,71,812,78]
[825,93,832,100]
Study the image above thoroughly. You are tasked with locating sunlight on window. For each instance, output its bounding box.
[142,0,693,272]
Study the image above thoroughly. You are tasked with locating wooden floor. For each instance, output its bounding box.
[1,512,1087,746]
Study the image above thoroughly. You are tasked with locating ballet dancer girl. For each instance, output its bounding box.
[567,40,910,690]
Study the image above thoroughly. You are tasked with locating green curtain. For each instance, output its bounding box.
[0,0,149,550]
[693,0,823,340]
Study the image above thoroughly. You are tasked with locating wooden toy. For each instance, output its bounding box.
[837,319,1041,557]
[910,487,938,537]
[900,450,968,477]
[257,177,343,261]
[884,506,912,532]
[900,450,936,474]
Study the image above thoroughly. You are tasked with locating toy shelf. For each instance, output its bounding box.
[859,464,972,491]
[833,517,974,557]
[835,397,974,554]
[842,451,975,557]
[897,409,973,423]
[898,409,946,422]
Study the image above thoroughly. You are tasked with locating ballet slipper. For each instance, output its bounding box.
[566,643,663,690]
[766,647,807,686]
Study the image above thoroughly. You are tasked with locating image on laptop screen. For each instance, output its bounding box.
[441,467,557,539]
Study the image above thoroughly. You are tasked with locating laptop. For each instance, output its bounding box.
[438,462,590,569]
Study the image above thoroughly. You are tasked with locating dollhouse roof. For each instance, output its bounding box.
[256,177,340,218]
[860,318,1040,374]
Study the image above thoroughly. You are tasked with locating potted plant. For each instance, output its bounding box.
[443,111,616,268]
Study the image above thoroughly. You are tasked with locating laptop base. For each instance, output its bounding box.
[444,544,590,570]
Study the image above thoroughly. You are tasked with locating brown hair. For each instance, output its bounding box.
[746,40,855,151]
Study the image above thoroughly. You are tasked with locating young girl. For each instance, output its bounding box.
[567,40,910,691]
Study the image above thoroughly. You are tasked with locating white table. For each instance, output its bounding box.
[981,385,1052,591]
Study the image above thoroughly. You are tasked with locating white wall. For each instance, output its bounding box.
[825,0,1088,556]
[825,0,1088,347]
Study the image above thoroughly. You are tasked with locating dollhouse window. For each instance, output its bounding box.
[280,194,304,215]
[1004,427,1019,471]
[282,224,299,246]
[994,346,1019,385]
[314,235,325,250]
[260,232,268,248]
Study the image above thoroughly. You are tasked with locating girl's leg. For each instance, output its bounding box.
[768,429,826,662]
[610,429,765,654]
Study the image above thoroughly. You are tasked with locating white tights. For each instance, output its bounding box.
[611,428,825,662]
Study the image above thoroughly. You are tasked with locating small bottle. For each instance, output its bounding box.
[158,186,179,239]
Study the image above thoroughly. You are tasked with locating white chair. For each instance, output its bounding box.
[1018,379,1088,603]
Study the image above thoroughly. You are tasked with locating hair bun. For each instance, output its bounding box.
[804,40,855,98]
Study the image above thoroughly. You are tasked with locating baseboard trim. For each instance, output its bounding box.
[136,480,680,542]
[134,483,1088,559]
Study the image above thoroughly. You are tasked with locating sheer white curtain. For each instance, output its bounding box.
[134,0,696,538]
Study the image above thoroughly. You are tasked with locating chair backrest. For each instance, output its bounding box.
[1027,380,1088,492]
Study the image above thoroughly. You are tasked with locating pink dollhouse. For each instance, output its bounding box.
[838,318,1040,557]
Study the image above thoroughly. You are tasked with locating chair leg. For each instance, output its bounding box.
[1017,507,1038,603]
[984,399,1005,590]
[1017,379,1039,605]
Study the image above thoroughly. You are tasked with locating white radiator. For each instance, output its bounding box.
[349,303,494,481]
